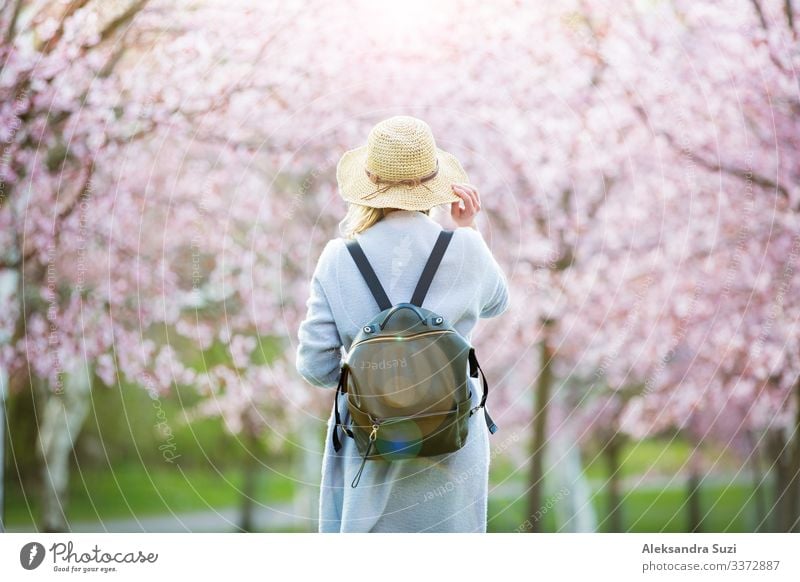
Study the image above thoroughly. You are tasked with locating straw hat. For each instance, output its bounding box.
[336,115,469,211]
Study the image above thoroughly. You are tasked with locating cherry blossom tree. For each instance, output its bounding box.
[0,0,167,532]
[549,0,800,531]
[3,0,798,534]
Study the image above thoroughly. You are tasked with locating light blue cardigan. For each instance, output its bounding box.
[295,209,510,532]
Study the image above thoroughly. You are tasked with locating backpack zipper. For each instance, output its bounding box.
[367,407,454,427]
[352,424,379,488]
[352,405,460,488]
[352,328,454,348]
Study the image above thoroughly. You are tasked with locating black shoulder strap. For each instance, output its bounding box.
[469,348,498,434]
[410,230,453,308]
[345,239,392,311]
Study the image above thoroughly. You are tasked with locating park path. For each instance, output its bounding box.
[5,501,312,533]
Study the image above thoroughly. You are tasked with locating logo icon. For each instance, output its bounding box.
[20,542,46,570]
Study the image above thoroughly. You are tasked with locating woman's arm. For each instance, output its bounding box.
[451,183,510,318]
[480,254,510,318]
[295,244,344,388]
[471,229,510,318]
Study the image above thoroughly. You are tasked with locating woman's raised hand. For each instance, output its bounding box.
[450,183,481,229]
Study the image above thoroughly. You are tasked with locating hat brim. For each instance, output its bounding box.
[336,145,469,210]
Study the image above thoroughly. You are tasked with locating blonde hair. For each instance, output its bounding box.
[338,204,430,239]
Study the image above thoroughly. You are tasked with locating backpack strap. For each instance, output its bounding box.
[468,348,498,434]
[410,230,453,307]
[345,239,392,311]
[332,364,353,453]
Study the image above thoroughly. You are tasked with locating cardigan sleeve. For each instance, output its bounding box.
[480,248,509,318]
[295,243,344,388]
[460,227,510,319]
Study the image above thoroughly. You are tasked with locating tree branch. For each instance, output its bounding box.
[662,126,790,201]
[98,32,133,78]
[749,0,795,72]
[750,0,769,30]
[97,0,149,45]
[630,103,792,207]
[2,0,23,45]
[38,0,92,54]
[57,160,94,223]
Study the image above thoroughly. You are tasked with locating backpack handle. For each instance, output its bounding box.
[378,303,426,330]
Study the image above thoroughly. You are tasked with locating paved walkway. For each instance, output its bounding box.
[5,501,314,533]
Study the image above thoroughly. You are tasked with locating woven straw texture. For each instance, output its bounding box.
[336,116,468,210]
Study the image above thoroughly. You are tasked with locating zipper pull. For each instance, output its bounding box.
[352,424,379,488]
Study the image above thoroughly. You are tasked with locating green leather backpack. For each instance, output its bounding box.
[332,229,498,487]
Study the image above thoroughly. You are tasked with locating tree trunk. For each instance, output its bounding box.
[0,267,20,534]
[787,379,800,532]
[686,445,703,532]
[605,433,623,532]
[35,359,92,532]
[239,428,259,532]
[527,323,554,532]
[765,428,790,532]
[765,381,800,533]
[748,430,767,533]
[761,379,800,532]
[686,471,703,533]
[0,364,6,534]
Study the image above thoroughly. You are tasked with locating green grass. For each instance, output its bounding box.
[9,461,758,533]
[7,434,764,532]
[487,480,760,533]
[6,461,295,528]
[582,438,695,480]
[489,437,700,485]
[485,436,767,532]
